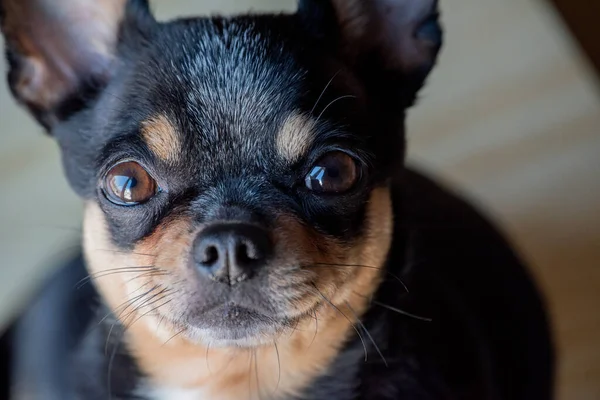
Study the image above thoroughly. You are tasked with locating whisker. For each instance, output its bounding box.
[286,314,302,337]
[156,314,167,333]
[93,248,158,258]
[310,283,368,362]
[124,298,174,332]
[103,90,130,106]
[310,69,341,115]
[315,95,357,123]
[309,262,409,293]
[105,285,161,354]
[124,270,170,284]
[119,287,170,322]
[219,351,238,376]
[98,285,159,327]
[75,267,157,289]
[254,348,263,400]
[248,350,253,400]
[120,288,173,326]
[273,341,281,394]
[205,341,213,374]
[106,329,124,400]
[373,301,432,322]
[310,309,319,348]
[81,267,155,280]
[162,327,187,347]
[352,291,432,322]
[345,301,388,367]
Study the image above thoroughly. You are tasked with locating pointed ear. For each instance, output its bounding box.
[299,0,442,106]
[0,0,154,130]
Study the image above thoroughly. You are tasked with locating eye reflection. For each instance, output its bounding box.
[305,152,358,193]
[111,175,135,200]
[103,161,158,205]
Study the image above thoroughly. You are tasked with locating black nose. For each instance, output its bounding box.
[192,223,272,284]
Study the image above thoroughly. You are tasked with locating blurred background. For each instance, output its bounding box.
[0,0,598,398]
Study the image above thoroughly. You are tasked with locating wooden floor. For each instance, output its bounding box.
[0,0,598,398]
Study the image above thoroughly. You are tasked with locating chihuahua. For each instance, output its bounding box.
[1,0,554,399]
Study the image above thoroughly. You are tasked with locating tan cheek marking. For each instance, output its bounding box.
[338,186,394,302]
[266,187,394,396]
[276,112,317,163]
[83,203,191,330]
[83,202,134,318]
[141,114,181,162]
[83,188,393,399]
[273,187,393,309]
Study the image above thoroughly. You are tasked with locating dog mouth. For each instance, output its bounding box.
[166,301,313,347]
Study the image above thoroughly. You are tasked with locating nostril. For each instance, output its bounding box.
[202,245,219,265]
[238,240,262,262]
[236,243,249,264]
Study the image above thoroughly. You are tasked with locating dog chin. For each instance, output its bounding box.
[181,305,290,348]
[191,330,277,348]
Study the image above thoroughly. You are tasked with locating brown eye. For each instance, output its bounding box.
[305,152,358,193]
[103,161,158,205]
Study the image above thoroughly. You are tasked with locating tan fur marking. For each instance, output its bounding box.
[83,187,393,399]
[276,113,317,163]
[141,115,181,162]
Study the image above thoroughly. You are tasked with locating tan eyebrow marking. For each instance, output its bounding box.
[276,112,317,163]
[141,114,181,162]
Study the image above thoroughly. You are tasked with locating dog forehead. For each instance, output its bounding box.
[137,18,319,164]
[164,19,303,115]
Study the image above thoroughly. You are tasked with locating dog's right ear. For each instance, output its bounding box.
[0,0,155,130]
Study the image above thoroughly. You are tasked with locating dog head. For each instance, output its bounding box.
[2,0,441,392]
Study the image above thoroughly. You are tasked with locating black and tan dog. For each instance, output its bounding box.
[0,0,554,399]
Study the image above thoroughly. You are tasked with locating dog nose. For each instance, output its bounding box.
[193,223,271,284]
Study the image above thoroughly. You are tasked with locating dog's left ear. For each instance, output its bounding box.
[0,0,154,130]
[299,0,442,106]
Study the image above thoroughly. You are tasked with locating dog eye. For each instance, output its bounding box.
[103,162,158,205]
[305,152,358,193]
